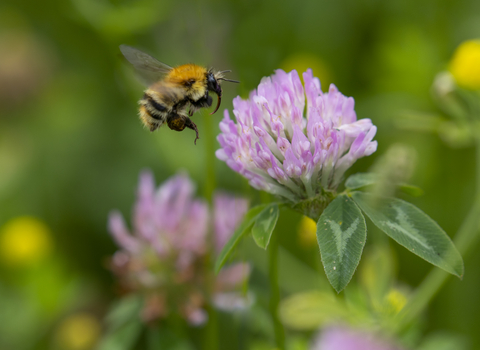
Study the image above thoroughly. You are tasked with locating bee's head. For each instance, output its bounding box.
[207,72,222,97]
[207,70,239,115]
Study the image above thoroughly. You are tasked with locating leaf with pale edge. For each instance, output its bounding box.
[252,204,279,249]
[352,192,464,278]
[215,204,267,274]
[345,173,379,190]
[317,194,367,293]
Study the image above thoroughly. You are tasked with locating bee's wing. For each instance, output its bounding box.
[120,45,173,86]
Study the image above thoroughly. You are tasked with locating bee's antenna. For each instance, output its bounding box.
[216,70,239,83]
[218,78,240,83]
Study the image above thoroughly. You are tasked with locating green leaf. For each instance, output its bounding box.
[345,173,424,197]
[98,295,143,350]
[97,319,143,350]
[252,204,280,249]
[279,291,349,330]
[345,173,379,190]
[399,183,424,197]
[214,204,268,274]
[352,192,464,278]
[104,295,142,332]
[417,332,469,350]
[316,194,367,293]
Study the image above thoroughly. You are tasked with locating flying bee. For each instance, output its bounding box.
[119,45,239,144]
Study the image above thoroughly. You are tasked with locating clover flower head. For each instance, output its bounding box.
[108,170,250,325]
[216,69,377,203]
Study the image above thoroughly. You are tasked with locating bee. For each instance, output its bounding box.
[119,45,239,144]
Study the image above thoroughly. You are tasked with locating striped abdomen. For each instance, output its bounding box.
[138,83,187,132]
[139,92,168,131]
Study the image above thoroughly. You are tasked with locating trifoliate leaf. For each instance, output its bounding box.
[317,194,367,293]
[352,192,464,278]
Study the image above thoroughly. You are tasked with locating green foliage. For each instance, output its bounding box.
[279,291,349,330]
[398,183,424,197]
[417,333,469,350]
[215,204,268,273]
[104,295,143,332]
[345,173,379,190]
[345,173,424,197]
[252,204,280,249]
[146,328,195,350]
[352,192,464,278]
[316,195,367,292]
[97,296,144,350]
[97,320,143,350]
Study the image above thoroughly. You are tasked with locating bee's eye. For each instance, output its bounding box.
[184,79,196,87]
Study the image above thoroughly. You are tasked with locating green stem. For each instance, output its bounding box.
[202,112,218,349]
[203,304,219,350]
[268,232,285,349]
[203,111,216,203]
[395,134,480,330]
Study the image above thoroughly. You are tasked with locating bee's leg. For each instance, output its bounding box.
[183,117,200,145]
[166,113,200,145]
[166,113,186,131]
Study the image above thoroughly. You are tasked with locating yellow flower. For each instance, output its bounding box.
[385,289,407,314]
[55,313,101,350]
[0,216,53,266]
[449,39,480,90]
[297,216,317,248]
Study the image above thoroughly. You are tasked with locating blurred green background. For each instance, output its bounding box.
[1,0,479,349]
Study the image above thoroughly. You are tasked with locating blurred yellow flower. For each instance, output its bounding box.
[297,216,317,248]
[281,53,332,88]
[385,289,407,314]
[0,216,53,266]
[449,39,480,90]
[55,313,101,350]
